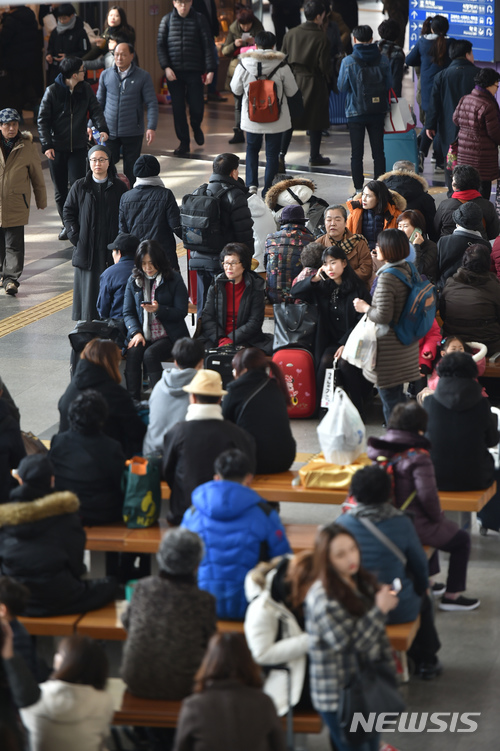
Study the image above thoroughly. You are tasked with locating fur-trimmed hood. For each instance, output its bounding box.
[378,169,429,192]
[240,49,286,63]
[265,178,317,211]
[348,189,407,213]
[0,492,79,528]
[18,130,34,144]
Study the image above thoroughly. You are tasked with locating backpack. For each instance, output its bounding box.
[375,448,430,510]
[381,262,436,346]
[180,183,230,253]
[240,59,284,124]
[355,60,388,115]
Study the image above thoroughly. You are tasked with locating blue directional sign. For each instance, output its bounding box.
[408,0,497,62]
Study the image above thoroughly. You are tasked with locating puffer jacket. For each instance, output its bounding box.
[157,7,215,73]
[119,180,182,270]
[122,271,189,345]
[346,190,406,239]
[378,170,437,240]
[453,87,500,181]
[436,230,490,291]
[38,75,108,153]
[405,35,451,113]
[367,429,460,550]
[338,42,392,119]
[181,479,291,619]
[264,223,315,303]
[230,49,298,134]
[424,376,498,490]
[265,177,328,236]
[97,62,159,138]
[440,269,500,354]
[200,270,268,350]
[365,260,421,388]
[63,169,127,271]
[0,132,47,227]
[433,194,499,241]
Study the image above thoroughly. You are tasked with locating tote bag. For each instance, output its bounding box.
[273,301,318,352]
[384,89,414,134]
[342,315,377,371]
[122,456,161,529]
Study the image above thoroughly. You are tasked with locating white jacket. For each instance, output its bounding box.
[247,193,276,272]
[20,680,114,751]
[230,49,298,134]
[244,565,308,716]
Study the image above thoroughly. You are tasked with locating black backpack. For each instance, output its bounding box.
[180,183,230,254]
[355,60,388,115]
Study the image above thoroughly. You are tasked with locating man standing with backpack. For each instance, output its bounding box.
[338,25,392,194]
[181,153,254,314]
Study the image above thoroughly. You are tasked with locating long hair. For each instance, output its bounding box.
[81,338,121,384]
[320,246,367,297]
[133,239,173,281]
[193,633,263,693]
[313,523,379,616]
[107,5,129,28]
[363,180,394,215]
[52,635,108,690]
[287,551,316,609]
[430,15,449,66]
[231,347,291,405]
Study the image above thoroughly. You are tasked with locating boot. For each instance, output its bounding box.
[278,153,286,173]
[228,127,245,144]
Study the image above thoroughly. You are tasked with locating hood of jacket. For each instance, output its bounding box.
[73,359,112,391]
[367,429,430,460]
[244,555,292,602]
[352,42,383,65]
[159,366,197,396]
[239,49,286,65]
[31,680,111,724]
[0,491,79,529]
[378,170,429,201]
[191,479,263,521]
[432,376,483,411]
[348,189,407,213]
[265,178,316,211]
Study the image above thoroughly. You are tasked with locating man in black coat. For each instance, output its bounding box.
[186,152,254,314]
[379,161,437,240]
[0,4,42,115]
[119,155,182,270]
[425,40,478,195]
[46,3,90,85]
[37,56,109,240]
[162,370,256,525]
[433,164,499,242]
[157,0,216,155]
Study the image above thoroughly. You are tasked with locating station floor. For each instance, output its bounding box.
[1,2,499,748]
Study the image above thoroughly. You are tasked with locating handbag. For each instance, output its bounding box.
[122,456,161,529]
[384,89,414,134]
[342,315,377,371]
[273,301,318,353]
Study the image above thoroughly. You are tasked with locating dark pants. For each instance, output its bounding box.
[429,529,471,593]
[168,71,205,147]
[0,226,25,288]
[481,180,492,200]
[318,348,372,418]
[107,135,143,188]
[272,5,302,49]
[320,710,379,751]
[378,383,406,424]
[309,129,323,160]
[407,593,441,666]
[280,127,293,156]
[196,268,218,316]
[234,94,242,128]
[49,148,88,220]
[347,117,386,191]
[125,337,173,400]
[38,577,118,617]
[246,131,282,196]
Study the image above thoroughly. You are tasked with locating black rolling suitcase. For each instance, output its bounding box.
[204,278,242,387]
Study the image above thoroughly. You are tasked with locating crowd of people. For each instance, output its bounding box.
[1,1,500,750]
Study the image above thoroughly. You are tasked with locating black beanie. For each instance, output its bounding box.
[452,201,483,231]
[133,154,161,178]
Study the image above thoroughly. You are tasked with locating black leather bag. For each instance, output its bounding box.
[273,302,318,353]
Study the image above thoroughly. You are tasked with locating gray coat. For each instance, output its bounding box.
[365,261,421,388]
[97,62,158,138]
[142,367,197,455]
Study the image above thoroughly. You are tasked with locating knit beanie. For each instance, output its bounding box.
[452,202,483,231]
[133,154,161,178]
[280,205,306,225]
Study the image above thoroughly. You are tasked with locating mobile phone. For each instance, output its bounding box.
[319,270,329,281]
[409,228,423,243]
[392,577,402,593]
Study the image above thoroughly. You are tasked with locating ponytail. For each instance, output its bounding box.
[430,15,449,66]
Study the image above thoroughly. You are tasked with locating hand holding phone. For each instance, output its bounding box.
[391,577,402,594]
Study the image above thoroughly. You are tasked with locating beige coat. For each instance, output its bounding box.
[0,131,47,227]
[316,229,373,286]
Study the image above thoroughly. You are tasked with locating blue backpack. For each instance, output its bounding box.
[381,262,436,346]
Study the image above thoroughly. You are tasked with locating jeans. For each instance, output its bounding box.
[245,131,282,195]
[319,710,380,751]
[0,226,25,287]
[49,148,88,220]
[125,337,173,400]
[347,117,386,190]
[378,383,406,424]
[168,71,205,147]
[107,135,143,188]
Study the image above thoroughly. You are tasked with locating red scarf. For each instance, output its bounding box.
[452,189,482,201]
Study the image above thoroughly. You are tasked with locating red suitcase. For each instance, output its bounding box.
[272,349,316,418]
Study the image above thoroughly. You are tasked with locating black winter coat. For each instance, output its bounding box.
[414,238,438,284]
[47,17,89,83]
[50,431,125,526]
[37,76,108,153]
[378,170,437,240]
[162,418,256,522]
[58,359,146,458]
[157,8,215,73]
[0,400,25,500]
[222,369,296,474]
[0,5,40,70]
[436,230,490,291]
[123,272,189,345]
[433,195,499,241]
[424,377,498,491]
[201,271,269,351]
[193,0,219,36]
[188,174,254,269]
[63,170,127,271]
[119,183,182,270]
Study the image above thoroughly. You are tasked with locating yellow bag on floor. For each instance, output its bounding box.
[298,453,371,489]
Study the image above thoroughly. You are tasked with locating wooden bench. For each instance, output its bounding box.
[483,358,500,378]
[17,613,80,636]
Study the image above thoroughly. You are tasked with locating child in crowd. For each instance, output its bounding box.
[418,335,487,404]
[291,242,325,288]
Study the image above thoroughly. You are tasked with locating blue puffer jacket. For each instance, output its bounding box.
[97,62,159,138]
[181,480,292,619]
[338,508,428,623]
[405,36,452,113]
[338,42,392,120]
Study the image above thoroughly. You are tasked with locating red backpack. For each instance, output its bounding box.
[240,59,284,124]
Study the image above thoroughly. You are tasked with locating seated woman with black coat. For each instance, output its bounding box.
[201,243,271,353]
[123,240,189,400]
[222,348,296,473]
[291,246,372,415]
[50,391,125,526]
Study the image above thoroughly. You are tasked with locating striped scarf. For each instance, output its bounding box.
[329,232,365,257]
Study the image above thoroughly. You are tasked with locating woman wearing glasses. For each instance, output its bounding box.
[64,145,128,321]
[200,243,271,352]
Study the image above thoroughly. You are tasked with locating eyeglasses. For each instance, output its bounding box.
[78,69,84,74]
[89,158,109,164]
[223,261,242,267]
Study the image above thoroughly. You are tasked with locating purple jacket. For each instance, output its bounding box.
[367,429,458,549]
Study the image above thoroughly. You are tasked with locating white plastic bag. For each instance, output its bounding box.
[384,89,414,133]
[342,315,377,371]
[317,387,366,465]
